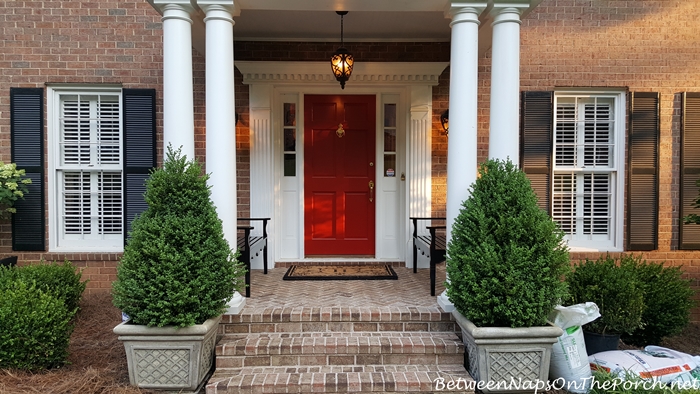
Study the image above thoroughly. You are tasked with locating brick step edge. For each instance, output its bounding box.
[217,332,463,357]
[219,319,458,335]
[221,306,454,324]
[215,352,464,369]
[206,365,474,394]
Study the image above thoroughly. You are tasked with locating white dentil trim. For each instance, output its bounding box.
[235,62,448,86]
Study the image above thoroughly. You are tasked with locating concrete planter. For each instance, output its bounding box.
[113,315,221,393]
[452,310,562,394]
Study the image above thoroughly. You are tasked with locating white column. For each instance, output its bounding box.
[199,2,237,248]
[488,3,527,163]
[440,3,485,312]
[198,1,244,312]
[158,2,195,160]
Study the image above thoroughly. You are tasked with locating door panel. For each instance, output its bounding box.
[304,95,376,255]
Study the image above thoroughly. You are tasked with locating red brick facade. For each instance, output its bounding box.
[1,0,699,320]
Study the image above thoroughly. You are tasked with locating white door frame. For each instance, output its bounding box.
[236,61,447,268]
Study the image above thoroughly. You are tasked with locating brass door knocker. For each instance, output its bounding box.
[336,123,345,138]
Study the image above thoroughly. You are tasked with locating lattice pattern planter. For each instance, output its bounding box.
[452,310,562,393]
[113,316,220,393]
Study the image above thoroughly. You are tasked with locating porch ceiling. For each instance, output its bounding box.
[232,10,451,42]
[149,0,542,55]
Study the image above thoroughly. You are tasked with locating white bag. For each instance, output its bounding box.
[549,303,601,394]
[589,346,700,388]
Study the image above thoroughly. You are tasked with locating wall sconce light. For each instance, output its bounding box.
[440,109,449,136]
[330,11,354,89]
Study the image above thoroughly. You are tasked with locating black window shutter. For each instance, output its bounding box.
[680,92,700,249]
[123,89,157,243]
[10,88,45,251]
[627,92,660,251]
[520,91,553,213]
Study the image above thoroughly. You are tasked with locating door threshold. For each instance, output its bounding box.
[307,255,375,259]
[275,259,404,268]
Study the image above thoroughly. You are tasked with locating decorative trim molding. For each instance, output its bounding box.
[235,61,448,86]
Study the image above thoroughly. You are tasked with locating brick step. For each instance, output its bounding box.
[219,306,457,335]
[215,332,464,369]
[206,364,474,394]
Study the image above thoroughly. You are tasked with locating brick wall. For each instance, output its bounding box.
[1,0,699,322]
[0,0,166,292]
[427,0,700,321]
[530,0,700,321]
[504,0,700,321]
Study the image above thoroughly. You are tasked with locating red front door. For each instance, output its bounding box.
[304,95,376,255]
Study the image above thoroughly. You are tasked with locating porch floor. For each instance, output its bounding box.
[243,264,447,309]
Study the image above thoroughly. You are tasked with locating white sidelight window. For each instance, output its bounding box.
[49,88,124,251]
[552,92,625,251]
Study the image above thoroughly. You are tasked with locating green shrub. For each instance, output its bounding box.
[0,260,86,317]
[0,281,73,370]
[113,146,246,328]
[568,255,645,335]
[620,255,694,346]
[446,159,570,328]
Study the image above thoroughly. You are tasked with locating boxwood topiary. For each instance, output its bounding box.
[112,146,246,328]
[0,280,73,370]
[568,255,645,335]
[619,255,694,346]
[446,159,570,328]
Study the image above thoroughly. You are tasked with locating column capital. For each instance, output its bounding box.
[151,0,195,16]
[410,105,430,122]
[196,0,240,18]
[489,0,531,19]
[445,2,487,23]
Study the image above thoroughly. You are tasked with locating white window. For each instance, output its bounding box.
[48,87,124,252]
[552,91,625,251]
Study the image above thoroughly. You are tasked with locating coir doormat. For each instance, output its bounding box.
[283,264,398,281]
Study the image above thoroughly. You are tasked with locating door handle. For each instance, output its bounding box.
[369,180,374,203]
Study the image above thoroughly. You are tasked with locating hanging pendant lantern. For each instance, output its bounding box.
[331,11,354,89]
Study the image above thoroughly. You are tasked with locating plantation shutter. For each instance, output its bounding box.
[680,92,700,249]
[627,92,660,251]
[10,88,45,251]
[520,91,553,213]
[122,89,156,241]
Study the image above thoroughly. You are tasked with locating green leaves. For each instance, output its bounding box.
[112,145,246,328]
[0,262,84,370]
[446,159,570,328]
[570,253,694,340]
[0,162,31,217]
[568,256,645,335]
[620,255,694,345]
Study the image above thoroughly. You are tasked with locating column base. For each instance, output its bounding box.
[437,290,455,313]
[226,291,246,314]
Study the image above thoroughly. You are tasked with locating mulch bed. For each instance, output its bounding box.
[1,292,699,393]
[659,323,700,355]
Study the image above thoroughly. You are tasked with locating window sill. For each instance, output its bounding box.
[49,246,124,254]
[567,246,623,253]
